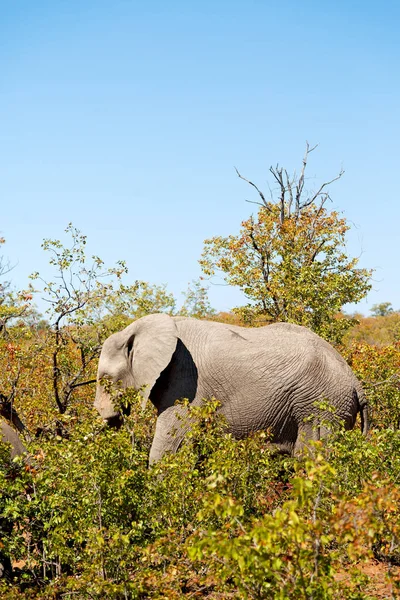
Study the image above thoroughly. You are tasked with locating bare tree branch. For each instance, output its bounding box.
[245,199,266,207]
[285,169,294,216]
[235,144,344,227]
[235,167,272,211]
[295,142,318,217]
[269,166,287,223]
[300,168,344,210]
[69,379,97,390]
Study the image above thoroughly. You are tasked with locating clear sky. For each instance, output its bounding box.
[1,0,399,316]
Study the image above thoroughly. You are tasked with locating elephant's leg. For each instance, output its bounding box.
[267,442,293,456]
[149,404,191,465]
[294,421,330,456]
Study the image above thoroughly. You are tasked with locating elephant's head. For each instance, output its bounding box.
[95,314,178,424]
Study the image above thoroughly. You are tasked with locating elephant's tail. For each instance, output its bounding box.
[355,386,369,435]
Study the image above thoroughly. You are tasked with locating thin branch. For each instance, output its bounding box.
[234,167,272,211]
[285,169,294,216]
[365,375,399,388]
[269,165,286,223]
[309,241,326,264]
[300,168,344,210]
[69,379,97,390]
[61,345,101,411]
[245,199,266,207]
[295,142,318,217]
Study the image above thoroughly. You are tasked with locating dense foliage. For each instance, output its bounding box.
[1,390,400,598]
[344,311,400,347]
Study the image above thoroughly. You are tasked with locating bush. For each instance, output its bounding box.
[0,397,399,598]
[345,342,400,430]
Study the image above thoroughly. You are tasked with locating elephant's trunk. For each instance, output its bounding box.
[94,384,120,422]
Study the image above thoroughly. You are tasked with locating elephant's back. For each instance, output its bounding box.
[179,318,354,378]
[251,322,351,369]
[177,316,359,392]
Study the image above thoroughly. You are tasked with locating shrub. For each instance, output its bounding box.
[0,397,399,598]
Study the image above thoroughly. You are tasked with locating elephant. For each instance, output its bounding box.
[0,420,27,460]
[95,314,368,464]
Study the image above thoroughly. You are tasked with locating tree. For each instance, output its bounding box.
[30,224,128,415]
[0,237,39,436]
[0,236,33,337]
[200,143,372,341]
[370,302,394,317]
[104,281,176,324]
[180,279,216,319]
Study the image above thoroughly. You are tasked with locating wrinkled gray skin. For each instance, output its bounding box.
[0,420,27,459]
[95,314,368,464]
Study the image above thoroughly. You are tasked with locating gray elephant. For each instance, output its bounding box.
[0,421,27,460]
[95,314,368,464]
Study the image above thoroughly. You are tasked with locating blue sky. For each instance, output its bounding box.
[1,0,399,315]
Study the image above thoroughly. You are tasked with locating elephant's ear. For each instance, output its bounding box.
[127,314,178,405]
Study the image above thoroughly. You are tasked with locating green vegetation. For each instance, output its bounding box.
[344,311,400,347]
[370,303,394,318]
[1,396,400,598]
